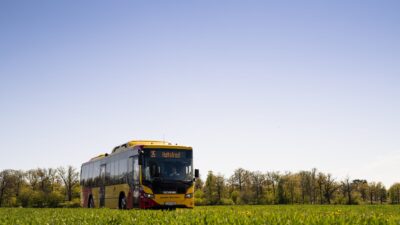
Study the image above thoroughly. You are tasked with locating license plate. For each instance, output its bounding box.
[165,202,176,206]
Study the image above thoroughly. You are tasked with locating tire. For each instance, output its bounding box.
[119,194,127,209]
[88,196,94,208]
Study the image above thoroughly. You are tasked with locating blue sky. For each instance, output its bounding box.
[1,1,399,186]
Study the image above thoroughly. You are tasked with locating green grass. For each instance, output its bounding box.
[0,205,400,225]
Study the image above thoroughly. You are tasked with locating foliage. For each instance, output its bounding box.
[198,168,400,206]
[1,166,399,208]
[0,206,400,224]
[0,167,80,208]
[388,183,400,204]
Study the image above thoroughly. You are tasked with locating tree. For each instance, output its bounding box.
[310,168,317,204]
[26,169,39,191]
[298,171,311,204]
[276,175,287,204]
[250,171,266,204]
[266,171,280,204]
[352,179,368,202]
[376,182,387,204]
[283,173,298,204]
[57,166,79,201]
[215,174,226,204]
[388,183,400,204]
[0,170,15,207]
[316,173,326,204]
[13,170,25,199]
[194,176,204,191]
[323,174,337,204]
[204,171,217,205]
[231,168,250,192]
[341,177,354,205]
[37,168,49,193]
[367,182,377,204]
[47,168,60,192]
[22,168,65,207]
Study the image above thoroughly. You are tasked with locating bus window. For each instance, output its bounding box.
[80,166,84,185]
[89,163,94,186]
[128,157,133,185]
[110,161,115,184]
[94,161,100,186]
[105,163,111,185]
[133,156,139,184]
[114,160,119,184]
[119,159,126,183]
[185,164,192,180]
[85,165,89,186]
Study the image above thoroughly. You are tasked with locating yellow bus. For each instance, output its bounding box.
[80,140,199,209]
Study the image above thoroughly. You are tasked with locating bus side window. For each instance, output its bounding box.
[80,166,84,185]
[92,162,97,186]
[120,159,127,183]
[118,159,122,183]
[133,156,139,184]
[105,163,111,185]
[88,163,93,186]
[81,165,87,186]
[94,161,100,187]
[128,157,133,185]
[91,163,95,186]
[109,161,113,185]
[84,165,88,186]
[114,160,119,185]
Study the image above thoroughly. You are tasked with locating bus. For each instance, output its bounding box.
[80,140,199,209]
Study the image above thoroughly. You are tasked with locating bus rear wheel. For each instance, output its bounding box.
[119,192,127,209]
[88,196,94,208]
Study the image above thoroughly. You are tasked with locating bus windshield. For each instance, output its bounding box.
[143,149,193,182]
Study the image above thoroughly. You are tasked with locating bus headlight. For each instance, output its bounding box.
[185,193,193,198]
[144,193,154,199]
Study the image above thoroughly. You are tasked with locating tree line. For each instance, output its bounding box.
[1,166,400,207]
[0,166,80,208]
[194,168,400,205]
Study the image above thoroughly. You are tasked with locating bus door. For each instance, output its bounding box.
[99,164,106,207]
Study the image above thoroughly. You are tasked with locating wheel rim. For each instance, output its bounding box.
[120,197,126,209]
[89,197,94,208]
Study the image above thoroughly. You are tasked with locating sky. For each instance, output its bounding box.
[1,1,399,187]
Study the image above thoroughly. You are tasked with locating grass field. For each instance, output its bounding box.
[0,205,400,225]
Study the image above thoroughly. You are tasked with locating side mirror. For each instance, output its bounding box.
[138,149,144,165]
[195,169,199,178]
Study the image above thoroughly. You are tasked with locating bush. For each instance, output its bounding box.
[230,191,239,204]
[31,191,46,208]
[194,190,206,205]
[46,192,64,208]
[195,197,206,206]
[220,198,234,205]
[17,189,34,207]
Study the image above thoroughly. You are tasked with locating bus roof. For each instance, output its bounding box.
[84,140,192,164]
[112,140,192,153]
[89,153,109,161]
[127,140,173,147]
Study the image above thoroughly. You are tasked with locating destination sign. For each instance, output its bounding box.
[161,151,181,158]
[148,150,185,159]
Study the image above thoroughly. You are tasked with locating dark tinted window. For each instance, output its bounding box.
[133,157,139,184]
[119,159,127,183]
[105,163,111,185]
